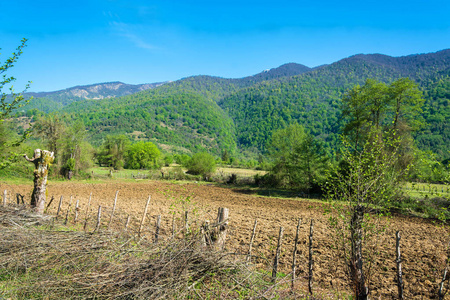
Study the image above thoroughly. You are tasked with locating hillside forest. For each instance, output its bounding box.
[1,41,450,190]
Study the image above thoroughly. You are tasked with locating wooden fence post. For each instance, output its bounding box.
[94,205,102,232]
[396,231,404,300]
[184,211,189,234]
[272,226,284,283]
[16,193,24,205]
[139,196,151,237]
[308,219,314,295]
[155,215,161,243]
[45,196,54,213]
[216,207,229,251]
[201,220,210,247]
[292,218,302,290]
[64,196,72,225]
[74,199,80,223]
[124,215,131,231]
[83,193,92,231]
[108,191,119,230]
[56,196,63,218]
[172,213,176,238]
[439,241,450,300]
[247,219,258,264]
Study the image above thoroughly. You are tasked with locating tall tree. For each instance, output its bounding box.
[97,135,131,170]
[267,123,328,191]
[60,120,94,177]
[33,113,66,158]
[329,78,425,299]
[388,77,425,133]
[341,79,388,149]
[327,130,406,300]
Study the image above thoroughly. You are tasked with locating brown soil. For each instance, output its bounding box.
[2,180,448,299]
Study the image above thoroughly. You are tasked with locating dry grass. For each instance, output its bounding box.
[0,205,325,300]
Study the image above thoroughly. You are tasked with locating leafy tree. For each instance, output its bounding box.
[33,115,94,177]
[163,155,174,167]
[59,120,94,177]
[97,135,131,170]
[326,130,407,299]
[126,141,161,169]
[33,113,66,159]
[1,38,31,121]
[328,78,424,299]
[221,149,230,164]
[174,153,191,166]
[341,78,425,171]
[0,39,31,169]
[341,79,388,148]
[388,78,425,133]
[185,152,216,179]
[267,123,328,191]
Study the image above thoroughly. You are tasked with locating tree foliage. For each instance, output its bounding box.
[97,135,131,170]
[267,123,329,191]
[33,115,93,177]
[0,39,31,169]
[185,152,216,178]
[1,38,31,121]
[325,77,424,298]
[126,141,161,170]
[326,130,407,299]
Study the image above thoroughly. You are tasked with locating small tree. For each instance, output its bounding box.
[267,123,329,191]
[0,38,31,121]
[1,38,32,169]
[326,130,407,299]
[186,152,216,179]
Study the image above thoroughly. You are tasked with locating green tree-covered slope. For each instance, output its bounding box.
[62,90,236,155]
[26,49,450,161]
[219,50,450,157]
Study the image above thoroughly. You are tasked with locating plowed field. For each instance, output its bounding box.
[2,180,448,299]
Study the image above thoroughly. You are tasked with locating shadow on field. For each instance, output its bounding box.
[231,186,319,200]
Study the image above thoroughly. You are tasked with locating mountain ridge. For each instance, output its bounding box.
[20,48,450,160]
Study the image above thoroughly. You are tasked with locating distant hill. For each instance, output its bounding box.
[29,81,166,101]
[23,81,166,113]
[22,49,450,160]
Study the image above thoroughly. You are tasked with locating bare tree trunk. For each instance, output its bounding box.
[24,149,54,214]
[350,205,369,300]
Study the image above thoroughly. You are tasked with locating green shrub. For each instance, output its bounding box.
[186,152,216,178]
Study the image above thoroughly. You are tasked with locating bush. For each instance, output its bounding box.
[126,141,161,169]
[186,152,216,179]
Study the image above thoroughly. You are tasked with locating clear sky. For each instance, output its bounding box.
[1,0,449,92]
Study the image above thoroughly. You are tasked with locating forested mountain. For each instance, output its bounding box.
[23,49,450,160]
[220,49,450,154]
[62,91,236,154]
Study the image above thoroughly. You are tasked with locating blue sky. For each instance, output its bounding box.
[1,0,449,92]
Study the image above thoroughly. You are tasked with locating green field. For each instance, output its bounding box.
[402,182,450,198]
